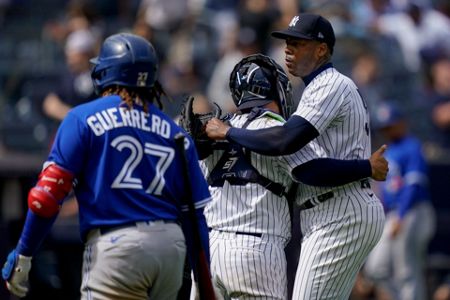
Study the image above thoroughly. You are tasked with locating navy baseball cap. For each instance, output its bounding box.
[373,102,404,129]
[271,13,336,54]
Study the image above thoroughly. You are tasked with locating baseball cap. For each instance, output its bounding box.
[373,102,404,129]
[271,13,336,54]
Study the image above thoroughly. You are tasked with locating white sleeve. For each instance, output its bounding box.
[279,140,327,174]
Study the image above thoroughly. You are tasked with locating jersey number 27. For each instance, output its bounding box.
[110,135,174,195]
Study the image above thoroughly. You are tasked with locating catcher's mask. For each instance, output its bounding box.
[90,33,158,95]
[229,54,293,119]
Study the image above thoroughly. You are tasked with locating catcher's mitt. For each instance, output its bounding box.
[179,96,222,141]
[179,96,223,159]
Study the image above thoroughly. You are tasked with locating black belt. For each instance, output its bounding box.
[209,228,262,238]
[99,220,179,235]
[298,179,371,211]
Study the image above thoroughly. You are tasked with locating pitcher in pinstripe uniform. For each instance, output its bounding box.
[206,14,388,300]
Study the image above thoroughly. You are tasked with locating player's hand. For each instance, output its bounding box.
[389,217,403,238]
[2,249,32,298]
[205,118,230,140]
[369,144,389,181]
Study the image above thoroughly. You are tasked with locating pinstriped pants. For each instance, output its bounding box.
[292,185,385,300]
[209,230,289,300]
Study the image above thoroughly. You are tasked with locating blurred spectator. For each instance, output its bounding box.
[42,29,98,123]
[138,0,188,32]
[237,0,280,54]
[351,49,385,119]
[351,0,397,31]
[206,25,263,113]
[427,55,450,150]
[137,0,191,61]
[373,1,450,73]
[364,102,436,300]
[42,1,102,47]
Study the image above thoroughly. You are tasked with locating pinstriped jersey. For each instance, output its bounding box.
[293,66,372,202]
[201,111,320,239]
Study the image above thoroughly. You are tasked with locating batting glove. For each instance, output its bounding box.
[2,249,32,298]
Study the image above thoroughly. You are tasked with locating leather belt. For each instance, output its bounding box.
[298,191,334,211]
[209,228,262,238]
[99,220,179,235]
[298,179,371,211]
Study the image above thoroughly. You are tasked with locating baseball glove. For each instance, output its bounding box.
[179,96,222,159]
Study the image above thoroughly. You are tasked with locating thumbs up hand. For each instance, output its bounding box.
[370,144,389,181]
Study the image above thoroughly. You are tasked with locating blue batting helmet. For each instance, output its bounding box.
[90,33,158,94]
[229,54,293,120]
[373,102,404,129]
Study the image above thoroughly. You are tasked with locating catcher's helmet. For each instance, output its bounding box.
[90,33,158,94]
[230,54,293,119]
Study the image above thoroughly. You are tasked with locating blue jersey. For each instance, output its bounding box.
[381,135,430,217]
[47,95,211,238]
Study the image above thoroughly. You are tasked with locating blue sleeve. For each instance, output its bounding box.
[16,210,58,256]
[186,137,212,208]
[397,141,429,218]
[47,112,88,174]
[397,185,421,219]
[177,134,211,276]
[226,115,319,156]
[292,158,371,186]
[181,208,210,279]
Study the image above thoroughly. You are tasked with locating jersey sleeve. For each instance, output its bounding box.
[396,141,429,218]
[183,136,212,211]
[293,76,347,134]
[47,111,88,175]
[403,142,428,187]
[280,140,324,174]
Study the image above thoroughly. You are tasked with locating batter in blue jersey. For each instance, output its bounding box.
[2,33,211,300]
[365,102,436,300]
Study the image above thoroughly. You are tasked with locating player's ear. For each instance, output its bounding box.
[316,42,329,58]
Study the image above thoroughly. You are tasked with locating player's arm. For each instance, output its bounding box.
[292,145,388,186]
[2,163,74,298]
[206,115,319,156]
[396,144,429,219]
[180,137,212,269]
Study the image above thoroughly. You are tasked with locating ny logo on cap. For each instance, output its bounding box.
[289,16,299,27]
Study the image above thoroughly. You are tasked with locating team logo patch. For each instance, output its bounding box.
[289,16,299,27]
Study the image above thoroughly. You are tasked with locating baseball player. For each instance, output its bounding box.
[186,54,388,299]
[364,102,436,300]
[2,33,211,300]
[206,14,387,299]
